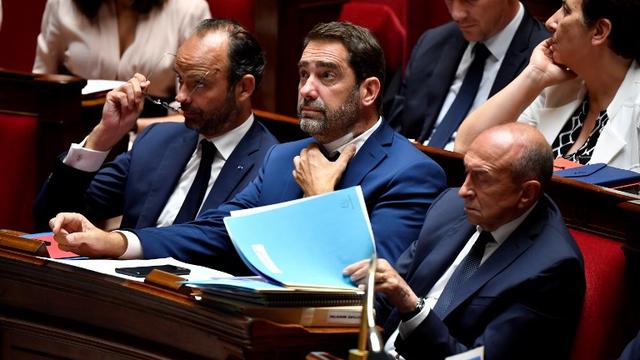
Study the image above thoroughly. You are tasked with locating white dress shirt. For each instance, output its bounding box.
[424,2,525,150]
[385,202,536,359]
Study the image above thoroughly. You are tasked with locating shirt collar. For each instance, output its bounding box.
[480,199,537,246]
[475,2,524,62]
[199,113,254,161]
[322,117,383,156]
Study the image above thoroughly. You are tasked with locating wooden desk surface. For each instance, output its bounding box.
[0,249,358,359]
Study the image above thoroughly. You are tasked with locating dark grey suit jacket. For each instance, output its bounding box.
[387,12,549,141]
[377,189,585,359]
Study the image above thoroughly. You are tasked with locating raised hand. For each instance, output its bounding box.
[292,143,356,197]
[527,39,577,88]
[49,212,128,258]
[86,73,151,151]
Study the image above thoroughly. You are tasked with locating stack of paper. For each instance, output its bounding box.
[186,186,375,310]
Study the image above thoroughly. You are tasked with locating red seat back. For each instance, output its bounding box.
[208,0,255,32]
[0,0,46,72]
[0,114,38,232]
[570,229,637,360]
[339,2,406,72]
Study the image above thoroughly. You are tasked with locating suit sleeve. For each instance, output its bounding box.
[369,156,446,263]
[395,257,585,360]
[32,126,158,231]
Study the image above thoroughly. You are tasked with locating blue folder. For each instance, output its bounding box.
[554,163,640,187]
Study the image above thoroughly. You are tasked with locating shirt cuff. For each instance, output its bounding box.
[116,230,143,259]
[398,297,436,339]
[63,138,109,172]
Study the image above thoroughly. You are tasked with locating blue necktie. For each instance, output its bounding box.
[432,230,494,317]
[173,140,216,224]
[427,43,490,147]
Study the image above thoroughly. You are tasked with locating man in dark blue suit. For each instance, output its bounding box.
[49,22,447,273]
[619,332,640,360]
[346,123,585,359]
[33,19,278,231]
[387,0,549,149]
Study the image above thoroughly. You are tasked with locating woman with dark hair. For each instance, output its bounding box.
[455,0,640,172]
[33,0,210,100]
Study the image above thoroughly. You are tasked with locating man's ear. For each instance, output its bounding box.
[235,74,256,102]
[591,18,612,47]
[519,180,541,209]
[359,77,381,108]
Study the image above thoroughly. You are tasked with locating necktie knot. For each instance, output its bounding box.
[200,140,216,162]
[320,146,341,162]
[473,43,490,62]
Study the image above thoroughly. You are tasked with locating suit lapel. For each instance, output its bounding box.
[418,35,467,141]
[410,217,475,298]
[490,13,536,95]
[136,131,198,227]
[338,122,391,188]
[202,122,262,209]
[440,200,547,319]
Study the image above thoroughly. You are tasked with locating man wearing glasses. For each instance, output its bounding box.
[33,19,278,231]
[49,22,446,272]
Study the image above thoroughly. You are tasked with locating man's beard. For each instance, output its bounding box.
[298,88,360,140]
[184,90,238,135]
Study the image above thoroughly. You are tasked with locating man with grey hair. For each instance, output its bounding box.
[346,123,585,359]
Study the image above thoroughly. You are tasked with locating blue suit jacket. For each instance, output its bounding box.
[378,189,585,360]
[387,12,549,141]
[33,120,278,230]
[619,332,640,360]
[134,121,447,273]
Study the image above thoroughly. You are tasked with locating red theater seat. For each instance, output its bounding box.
[0,114,38,232]
[208,0,255,32]
[570,229,637,360]
[339,2,406,73]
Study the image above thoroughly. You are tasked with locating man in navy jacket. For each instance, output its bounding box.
[387,0,548,148]
[34,19,278,231]
[346,123,585,359]
[49,22,446,273]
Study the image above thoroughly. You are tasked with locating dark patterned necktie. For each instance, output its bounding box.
[432,231,494,317]
[173,140,216,224]
[426,43,490,147]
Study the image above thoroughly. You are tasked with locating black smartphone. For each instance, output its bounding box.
[115,264,191,277]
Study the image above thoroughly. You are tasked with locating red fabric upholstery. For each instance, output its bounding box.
[350,0,406,26]
[339,2,406,72]
[0,114,38,232]
[570,229,636,360]
[208,0,255,32]
[0,0,46,72]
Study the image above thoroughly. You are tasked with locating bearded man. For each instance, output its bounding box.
[48,22,446,273]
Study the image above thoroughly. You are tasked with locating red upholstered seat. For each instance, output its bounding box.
[0,114,38,232]
[338,2,406,73]
[570,229,637,360]
[208,0,255,32]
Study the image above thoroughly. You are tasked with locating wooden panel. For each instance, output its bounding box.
[0,250,359,359]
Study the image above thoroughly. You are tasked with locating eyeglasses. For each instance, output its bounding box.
[143,53,210,113]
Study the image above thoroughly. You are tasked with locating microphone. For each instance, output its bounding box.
[349,254,384,360]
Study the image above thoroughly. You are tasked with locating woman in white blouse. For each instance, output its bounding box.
[33,0,210,101]
[455,0,640,172]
